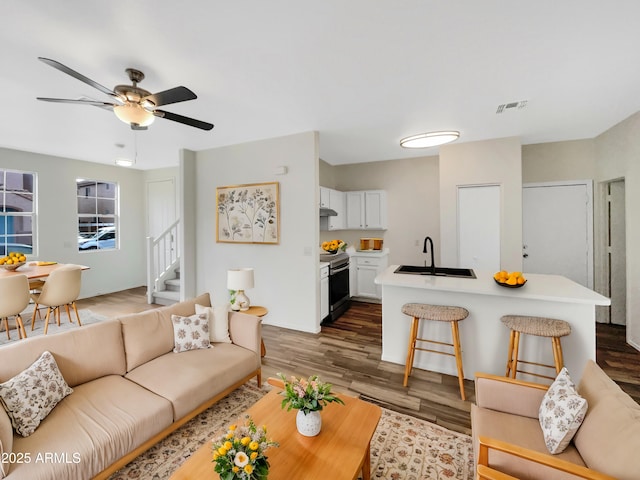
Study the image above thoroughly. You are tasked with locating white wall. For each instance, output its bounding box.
[439,137,522,271]
[190,132,321,333]
[522,139,596,183]
[594,111,640,350]
[0,147,146,298]
[324,156,440,267]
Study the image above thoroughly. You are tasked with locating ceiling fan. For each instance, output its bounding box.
[36,57,214,131]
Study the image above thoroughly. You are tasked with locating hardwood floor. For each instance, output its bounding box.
[261,301,474,434]
[75,288,640,436]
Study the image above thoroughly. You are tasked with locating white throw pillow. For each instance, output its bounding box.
[539,367,588,454]
[171,313,212,353]
[0,351,73,437]
[195,303,231,343]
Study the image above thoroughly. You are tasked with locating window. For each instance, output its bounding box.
[77,179,118,251]
[0,169,36,256]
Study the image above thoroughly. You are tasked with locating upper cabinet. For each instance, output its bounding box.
[345,190,387,230]
[320,186,330,208]
[320,187,345,231]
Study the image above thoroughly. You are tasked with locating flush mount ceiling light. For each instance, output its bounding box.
[114,157,134,167]
[400,131,460,149]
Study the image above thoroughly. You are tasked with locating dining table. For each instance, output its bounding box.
[0,262,90,280]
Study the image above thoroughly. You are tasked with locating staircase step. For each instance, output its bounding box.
[153,290,181,305]
[164,278,181,292]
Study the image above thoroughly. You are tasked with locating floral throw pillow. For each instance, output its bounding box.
[538,367,588,454]
[171,313,212,353]
[0,351,73,437]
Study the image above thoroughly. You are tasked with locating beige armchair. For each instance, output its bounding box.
[0,274,30,340]
[31,264,83,334]
[476,435,615,480]
[471,363,638,480]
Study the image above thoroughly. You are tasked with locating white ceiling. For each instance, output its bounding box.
[2,1,640,170]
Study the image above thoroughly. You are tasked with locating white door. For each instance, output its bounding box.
[457,185,501,272]
[147,179,176,238]
[608,180,626,325]
[522,181,592,288]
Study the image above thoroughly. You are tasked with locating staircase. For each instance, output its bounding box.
[147,219,181,305]
[154,266,181,305]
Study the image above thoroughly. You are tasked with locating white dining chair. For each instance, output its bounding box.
[31,265,83,334]
[0,274,30,340]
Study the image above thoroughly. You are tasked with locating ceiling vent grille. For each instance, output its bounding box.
[496,100,528,114]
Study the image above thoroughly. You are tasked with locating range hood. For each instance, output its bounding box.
[319,207,338,217]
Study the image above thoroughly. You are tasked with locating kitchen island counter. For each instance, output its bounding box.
[374,266,610,382]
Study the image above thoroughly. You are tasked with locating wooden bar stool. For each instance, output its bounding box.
[401,303,469,400]
[501,315,571,381]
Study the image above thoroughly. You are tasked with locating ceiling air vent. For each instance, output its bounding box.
[496,100,528,114]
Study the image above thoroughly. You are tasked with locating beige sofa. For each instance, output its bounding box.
[0,293,262,480]
[471,360,640,480]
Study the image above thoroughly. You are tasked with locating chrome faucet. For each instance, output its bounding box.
[423,236,436,275]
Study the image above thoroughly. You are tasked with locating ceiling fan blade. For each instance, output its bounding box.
[154,110,214,131]
[131,124,148,131]
[143,86,197,107]
[38,57,117,98]
[37,97,116,108]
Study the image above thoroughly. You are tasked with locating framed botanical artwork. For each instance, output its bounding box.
[216,182,280,244]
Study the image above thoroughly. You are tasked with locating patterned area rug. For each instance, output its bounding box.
[369,410,474,479]
[0,308,108,346]
[109,383,474,480]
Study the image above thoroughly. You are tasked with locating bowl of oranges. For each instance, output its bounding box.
[0,252,27,271]
[493,270,527,288]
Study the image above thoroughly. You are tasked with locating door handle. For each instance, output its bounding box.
[523,253,529,258]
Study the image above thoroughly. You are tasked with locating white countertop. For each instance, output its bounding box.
[349,248,389,257]
[375,265,610,306]
[319,261,330,269]
[346,246,389,257]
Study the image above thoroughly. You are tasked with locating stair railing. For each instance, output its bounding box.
[146,219,180,303]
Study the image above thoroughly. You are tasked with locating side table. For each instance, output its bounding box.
[243,305,268,357]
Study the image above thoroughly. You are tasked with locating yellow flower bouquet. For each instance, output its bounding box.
[321,239,346,254]
[212,416,278,480]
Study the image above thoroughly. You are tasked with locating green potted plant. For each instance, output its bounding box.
[277,373,345,436]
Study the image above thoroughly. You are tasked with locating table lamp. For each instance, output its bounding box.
[227,268,254,311]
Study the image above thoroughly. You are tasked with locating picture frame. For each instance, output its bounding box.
[216,181,280,244]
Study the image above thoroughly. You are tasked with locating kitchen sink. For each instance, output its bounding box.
[394,265,476,278]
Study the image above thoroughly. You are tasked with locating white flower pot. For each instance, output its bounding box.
[296,410,322,437]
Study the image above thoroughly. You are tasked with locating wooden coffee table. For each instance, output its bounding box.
[170,387,381,480]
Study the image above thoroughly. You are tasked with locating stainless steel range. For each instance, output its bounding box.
[320,251,351,323]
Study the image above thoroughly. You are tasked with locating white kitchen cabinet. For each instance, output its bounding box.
[320,187,345,231]
[345,190,387,230]
[327,189,345,230]
[350,251,389,300]
[320,264,329,321]
[319,187,330,208]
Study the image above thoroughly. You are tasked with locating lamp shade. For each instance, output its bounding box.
[227,268,255,291]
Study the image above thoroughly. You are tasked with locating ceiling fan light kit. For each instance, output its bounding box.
[36,57,214,131]
[400,131,460,148]
[113,103,155,127]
